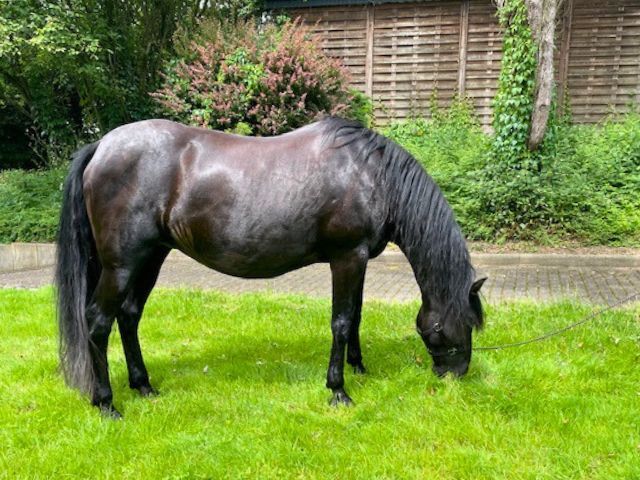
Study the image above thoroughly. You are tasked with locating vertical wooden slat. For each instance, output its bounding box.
[458,0,470,95]
[557,0,574,112]
[365,6,375,97]
[466,0,502,127]
[637,24,640,107]
[434,7,442,94]
[565,0,640,123]
[611,6,624,107]
[412,7,419,111]
[391,7,398,114]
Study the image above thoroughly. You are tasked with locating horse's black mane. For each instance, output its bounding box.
[321,116,481,332]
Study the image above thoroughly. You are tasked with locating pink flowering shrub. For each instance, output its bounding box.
[152,19,354,135]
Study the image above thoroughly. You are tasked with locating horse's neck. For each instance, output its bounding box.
[395,239,433,300]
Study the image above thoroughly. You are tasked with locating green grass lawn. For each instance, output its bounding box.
[1,288,639,479]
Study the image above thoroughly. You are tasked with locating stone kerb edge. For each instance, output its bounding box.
[1,243,639,273]
[0,243,57,273]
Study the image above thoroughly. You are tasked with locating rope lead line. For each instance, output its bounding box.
[473,292,640,352]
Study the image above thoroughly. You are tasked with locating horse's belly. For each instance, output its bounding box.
[193,248,323,279]
[168,187,325,277]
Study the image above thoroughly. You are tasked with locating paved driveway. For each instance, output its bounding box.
[2,251,639,305]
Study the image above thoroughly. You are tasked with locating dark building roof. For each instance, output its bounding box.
[265,0,434,8]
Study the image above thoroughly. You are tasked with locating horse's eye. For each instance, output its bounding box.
[428,331,444,345]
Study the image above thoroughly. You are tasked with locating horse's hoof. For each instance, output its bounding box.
[138,385,158,397]
[329,389,354,407]
[99,404,123,420]
[352,363,367,375]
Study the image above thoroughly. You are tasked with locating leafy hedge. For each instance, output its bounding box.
[547,113,640,244]
[386,104,640,246]
[1,109,638,246]
[0,166,66,243]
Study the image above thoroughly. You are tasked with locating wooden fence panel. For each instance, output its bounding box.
[293,0,501,127]
[287,0,640,126]
[371,1,462,122]
[464,0,502,127]
[565,0,640,123]
[288,6,369,92]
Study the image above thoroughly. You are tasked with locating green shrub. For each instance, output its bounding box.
[385,104,640,246]
[153,19,355,135]
[346,89,374,128]
[477,0,549,238]
[544,112,640,245]
[0,166,66,243]
[225,121,253,136]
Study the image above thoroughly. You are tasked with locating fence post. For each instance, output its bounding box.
[365,5,375,98]
[458,0,470,95]
[557,0,574,114]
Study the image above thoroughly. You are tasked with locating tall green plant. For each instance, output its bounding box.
[0,0,108,165]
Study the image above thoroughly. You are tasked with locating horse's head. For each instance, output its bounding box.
[416,277,486,377]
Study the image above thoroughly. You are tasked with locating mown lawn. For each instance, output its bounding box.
[0,288,638,479]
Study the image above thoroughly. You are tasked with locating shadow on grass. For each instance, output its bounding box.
[106,330,492,406]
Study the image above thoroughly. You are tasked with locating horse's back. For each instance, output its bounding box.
[83,119,387,276]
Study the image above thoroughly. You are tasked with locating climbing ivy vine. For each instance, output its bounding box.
[492,0,537,169]
[477,0,561,238]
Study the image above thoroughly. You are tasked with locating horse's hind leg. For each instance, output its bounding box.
[87,267,135,418]
[117,247,169,397]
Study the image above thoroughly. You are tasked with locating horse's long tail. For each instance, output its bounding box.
[55,141,101,395]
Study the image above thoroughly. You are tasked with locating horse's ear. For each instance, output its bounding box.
[470,277,487,295]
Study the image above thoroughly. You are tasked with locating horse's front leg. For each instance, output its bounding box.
[327,247,368,406]
[346,272,366,374]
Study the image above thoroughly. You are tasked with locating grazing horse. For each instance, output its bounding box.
[55,117,485,417]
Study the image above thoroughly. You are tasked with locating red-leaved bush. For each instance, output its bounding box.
[152,19,354,135]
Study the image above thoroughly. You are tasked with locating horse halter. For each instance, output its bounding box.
[417,322,464,358]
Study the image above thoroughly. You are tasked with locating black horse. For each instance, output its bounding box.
[55,117,485,417]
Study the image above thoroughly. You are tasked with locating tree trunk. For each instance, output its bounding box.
[525,0,559,150]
